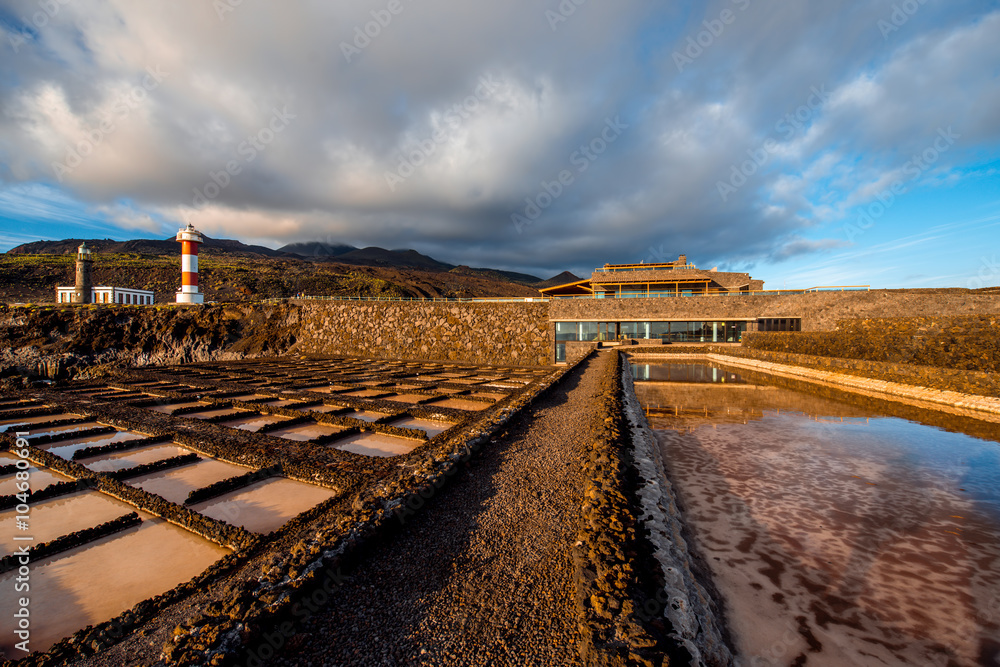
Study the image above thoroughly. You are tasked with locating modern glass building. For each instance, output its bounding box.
[553,320,753,362]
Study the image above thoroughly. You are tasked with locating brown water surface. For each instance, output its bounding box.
[128,458,250,504]
[330,432,422,457]
[26,421,104,439]
[82,444,193,473]
[0,414,82,432]
[190,478,335,533]
[0,467,71,495]
[425,398,489,411]
[390,417,453,437]
[41,430,146,460]
[0,518,228,654]
[345,410,391,422]
[222,414,289,432]
[268,422,344,442]
[634,362,1000,666]
[0,491,143,556]
[146,400,207,414]
[384,393,430,404]
[183,407,246,420]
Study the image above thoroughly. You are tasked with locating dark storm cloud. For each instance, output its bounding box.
[0,0,997,275]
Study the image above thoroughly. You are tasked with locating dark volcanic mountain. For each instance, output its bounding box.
[276,241,358,257]
[535,271,581,288]
[8,236,290,258]
[329,247,455,271]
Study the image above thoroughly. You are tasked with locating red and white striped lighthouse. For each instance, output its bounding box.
[175,223,205,304]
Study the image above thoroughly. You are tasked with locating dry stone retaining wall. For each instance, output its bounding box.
[293,301,552,366]
[743,315,1000,371]
[550,289,1000,331]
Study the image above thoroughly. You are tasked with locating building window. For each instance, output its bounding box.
[555,343,566,363]
[555,322,579,341]
[579,322,599,342]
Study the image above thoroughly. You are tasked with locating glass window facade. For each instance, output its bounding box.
[553,320,750,343]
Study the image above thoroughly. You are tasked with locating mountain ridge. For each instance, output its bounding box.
[7,237,547,283]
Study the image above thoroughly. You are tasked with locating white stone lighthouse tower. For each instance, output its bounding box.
[175,223,205,304]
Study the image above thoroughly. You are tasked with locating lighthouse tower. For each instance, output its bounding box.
[175,223,205,304]
[74,242,93,304]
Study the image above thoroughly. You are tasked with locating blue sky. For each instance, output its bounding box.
[0,0,998,288]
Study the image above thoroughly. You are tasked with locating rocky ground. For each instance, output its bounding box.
[264,354,608,666]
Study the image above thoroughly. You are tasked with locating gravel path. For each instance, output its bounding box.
[268,353,608,666]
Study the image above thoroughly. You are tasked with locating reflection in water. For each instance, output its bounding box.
[635,363,1000,667]
[0,518,228,654]
[632,362,746,384]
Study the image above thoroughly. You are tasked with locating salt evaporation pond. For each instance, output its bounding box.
[345,410,391,423]
[0,466,70,495]
[82,443,194,473]
[190,478,335,533]
[145,399,208,414]
[426,398,489,411]
[223,413,289,432]
[390,417,454,438]
[307,404,344,413]
[183,407,246,420]
[26,421,105,439]
[0,413,85,433]
[40,429,146,460]
[0,518,228,654]
[633,362,1000,666]
[268,422,344,442]
[330,432,423,457]
[0,491,141,556]
[128,458,251,504]
[385,393,431,404]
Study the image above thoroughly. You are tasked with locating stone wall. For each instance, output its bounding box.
[293,301,552,367]
[743,315,1000,373]
[549,289,1000,331]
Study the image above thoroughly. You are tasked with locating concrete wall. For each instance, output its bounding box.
[293,301,552,367]
[549,289,1000,331]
